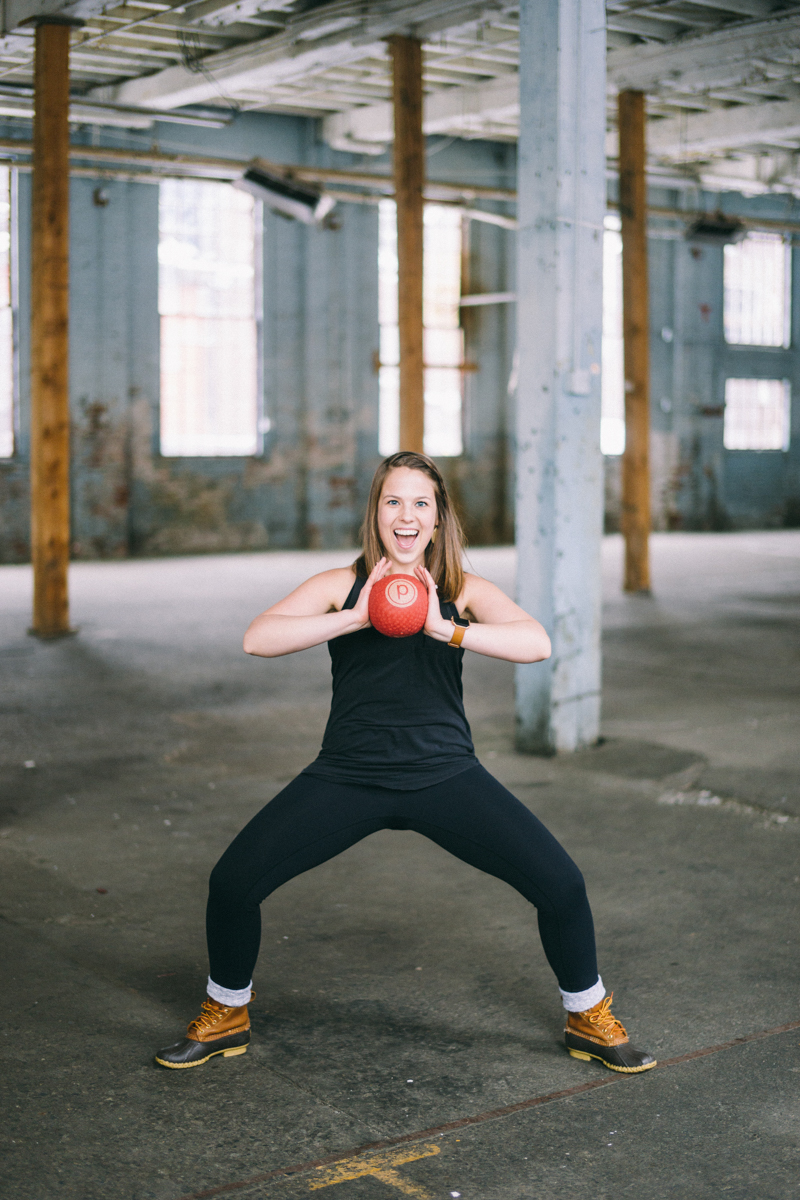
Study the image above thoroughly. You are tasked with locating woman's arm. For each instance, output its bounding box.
[243,559,389,658]
[415,568,551,664]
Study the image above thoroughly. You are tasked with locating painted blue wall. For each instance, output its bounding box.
[605,184,800,532]
[2,107,799,562]
[0,111,517,561]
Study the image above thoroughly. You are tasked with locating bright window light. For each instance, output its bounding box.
[378,200,463,457]
[724,232,790,348]
[601,214,625,456]
[378,199,399,456]
[0,167,13,458]
[159,179,259,457]
[724,378,790,451]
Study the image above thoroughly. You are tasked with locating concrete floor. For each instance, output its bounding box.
[1,532,799,1200]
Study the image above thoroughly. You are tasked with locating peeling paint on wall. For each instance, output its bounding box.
[3,122,798,565]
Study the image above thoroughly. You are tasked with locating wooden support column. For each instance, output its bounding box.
[30,18,75,637]
[618,89,651,593]
[390,35,424,454]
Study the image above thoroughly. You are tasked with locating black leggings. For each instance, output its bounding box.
[206,764,598,995]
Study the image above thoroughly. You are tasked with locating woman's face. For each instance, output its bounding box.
[377,467,438,568]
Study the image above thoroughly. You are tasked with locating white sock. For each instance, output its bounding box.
[560,976,605,1013]
[207,976,252,1007]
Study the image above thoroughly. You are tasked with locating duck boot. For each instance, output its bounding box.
[565,992,656,1074]
[155,994,253,1069]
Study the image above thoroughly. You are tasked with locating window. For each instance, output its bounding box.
[378,200,463,457]
[724,378,790,451]
[724,232,790,347]
[377,200,399,456]
[0,167,13,458]
[601,214,625,455]
[159,179,259,457]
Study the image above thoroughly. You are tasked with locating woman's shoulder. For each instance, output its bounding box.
[262,566,357,618]
[458,572,515,619]
[459,571,502,602]
[320,565,358,583]
[315,565,359,612]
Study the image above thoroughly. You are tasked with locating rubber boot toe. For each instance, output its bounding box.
[565,1030,656,1073]
[155,1030,250,1069]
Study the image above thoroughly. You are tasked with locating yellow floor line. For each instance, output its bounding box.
[306,1143,440,1195]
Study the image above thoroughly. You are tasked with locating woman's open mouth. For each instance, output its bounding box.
[393,529,419,552]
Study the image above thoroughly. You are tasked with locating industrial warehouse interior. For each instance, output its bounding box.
[1,1,799,1198]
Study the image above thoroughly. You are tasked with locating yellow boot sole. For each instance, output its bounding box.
[155,1043,248,1070]
[568,1047,657,1073]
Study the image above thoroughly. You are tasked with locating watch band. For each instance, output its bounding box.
[448,616,469,647]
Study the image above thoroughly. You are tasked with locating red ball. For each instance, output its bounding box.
[368,573,428,638]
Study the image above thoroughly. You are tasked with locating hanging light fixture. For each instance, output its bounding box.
[233,158,335,224]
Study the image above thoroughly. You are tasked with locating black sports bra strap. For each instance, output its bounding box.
[342,574,366,611]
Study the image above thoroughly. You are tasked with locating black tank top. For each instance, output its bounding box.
[302,574,477,790]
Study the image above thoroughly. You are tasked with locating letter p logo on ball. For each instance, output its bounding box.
[369,574,428,637]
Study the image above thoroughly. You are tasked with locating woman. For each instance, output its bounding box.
[156,451,655,1074]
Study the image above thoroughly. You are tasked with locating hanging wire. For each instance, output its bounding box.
[0,0,222,86]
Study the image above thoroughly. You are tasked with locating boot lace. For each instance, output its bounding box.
[188,998,231,1037]
[586,993,627,1038]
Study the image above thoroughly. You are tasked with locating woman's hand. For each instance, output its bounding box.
[410,569,552,662]
[243,564,386,658]
[350,557,390,630]
[414,566,454,643]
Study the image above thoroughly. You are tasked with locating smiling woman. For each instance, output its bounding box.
[355,450,464,603]
[154,452,655,1078]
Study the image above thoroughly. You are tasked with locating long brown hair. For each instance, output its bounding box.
[354,452,465,601]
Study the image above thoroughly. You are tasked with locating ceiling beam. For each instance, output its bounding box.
[322,72,518,152]
[645,97,800,155]
[1,0,110,35]
[608,11,800,95]
[101,0,509,109]
[184,0,295,29]
[324,62,800,158]
[674,0,777,15]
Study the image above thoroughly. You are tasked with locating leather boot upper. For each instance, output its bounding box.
[187,996,251,1043]
[565,992,629,1047]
